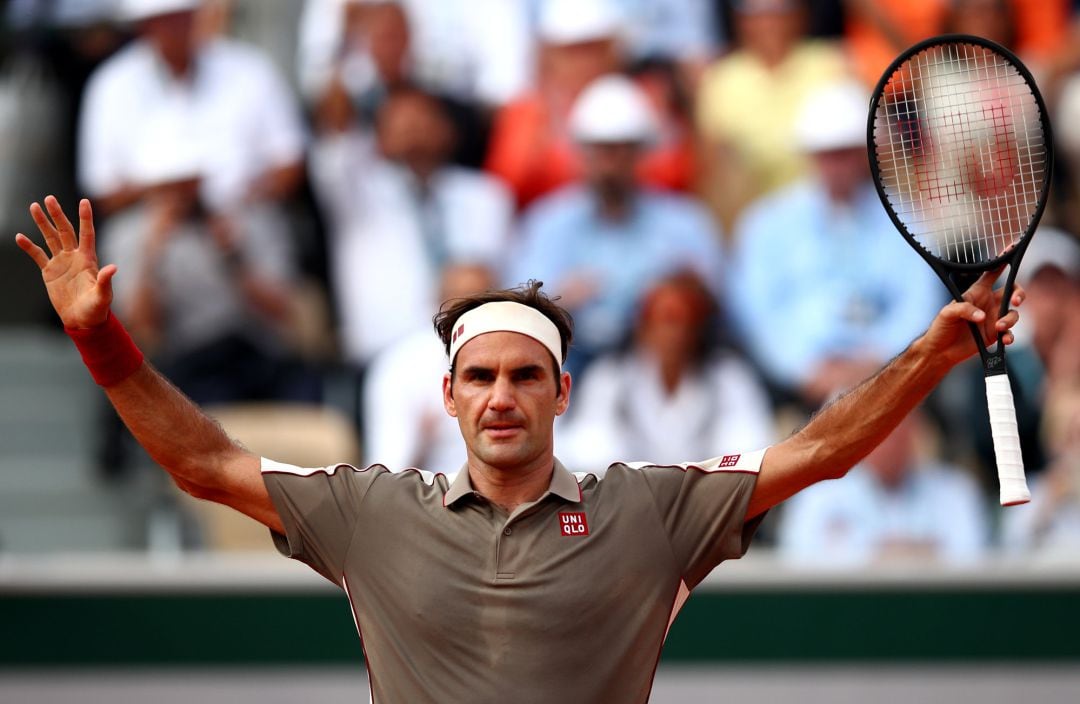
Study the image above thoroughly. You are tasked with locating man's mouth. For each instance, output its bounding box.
[482,422,523,439]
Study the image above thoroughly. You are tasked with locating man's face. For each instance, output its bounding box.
[139,11,197,68]
[637,284,705,366]
[734,4,803,62]
[810,146,869,202]
[443,332,571,472]
[582,142,642,202]
[377,93,455,171]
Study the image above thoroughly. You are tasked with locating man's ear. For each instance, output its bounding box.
[555,371,572,416]
[442,372,457,417]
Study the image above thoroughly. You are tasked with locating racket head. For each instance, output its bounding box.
[867,34,1053,274]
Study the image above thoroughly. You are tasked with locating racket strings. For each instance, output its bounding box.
[873,42,1046,265]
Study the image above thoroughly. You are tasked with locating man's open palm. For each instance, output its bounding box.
[15,196,116,329]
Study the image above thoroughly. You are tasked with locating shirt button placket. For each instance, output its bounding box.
[494,522,515,582]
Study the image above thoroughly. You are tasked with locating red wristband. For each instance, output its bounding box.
[65,312,145,387]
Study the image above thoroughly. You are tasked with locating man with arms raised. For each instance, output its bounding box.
[16,197,1024,703]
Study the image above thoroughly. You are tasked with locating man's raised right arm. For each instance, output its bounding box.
[15,196,283,534]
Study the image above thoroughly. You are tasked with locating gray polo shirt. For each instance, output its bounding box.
[262,450,766,704]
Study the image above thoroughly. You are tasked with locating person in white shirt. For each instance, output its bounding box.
[79,0,305,217]
[311,84,513,366]
[778,412,990,568]
[561,271,774,471]
[362,262,495,473]
[79,0,314,403]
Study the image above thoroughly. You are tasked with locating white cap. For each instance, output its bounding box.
[794,80,869,153]
[1019,227,1080,284]
[117,0,199,22]
[449,302,563,369]
[569,74,659,144]
[538,0,622,46]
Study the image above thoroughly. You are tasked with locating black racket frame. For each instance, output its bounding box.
[866,33,1054,377]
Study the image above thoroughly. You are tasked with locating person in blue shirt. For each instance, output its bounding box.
[728,80,944,407]
[507,73,723,374]
[778,410,990,568]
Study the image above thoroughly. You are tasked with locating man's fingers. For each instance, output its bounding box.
[942,300,986,323]
[97,263,117,289]
[15,233,50,269]
[44,196,77,251]
[996,309,1020,331]
[78,199,97,256]
[29,202,63,255]
[1009,284,1025,307]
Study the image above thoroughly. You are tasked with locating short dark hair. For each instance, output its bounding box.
[433,280,574,377]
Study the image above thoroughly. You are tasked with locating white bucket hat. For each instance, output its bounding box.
[569,74,659,144]
[794,80,870,153]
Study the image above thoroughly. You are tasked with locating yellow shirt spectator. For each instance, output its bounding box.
[698,40,848,200]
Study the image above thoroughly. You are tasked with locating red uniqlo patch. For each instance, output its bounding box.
[452,323,465,343]
[719,454,741,468]
[559,512,589,537]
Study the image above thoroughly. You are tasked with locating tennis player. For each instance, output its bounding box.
[16,196,1024,703]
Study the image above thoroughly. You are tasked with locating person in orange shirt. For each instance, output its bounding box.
[846,0,1067,88]
[485,0,694,209]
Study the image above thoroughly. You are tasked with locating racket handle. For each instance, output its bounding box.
[985,375,1031,506]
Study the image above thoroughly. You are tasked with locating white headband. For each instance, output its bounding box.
[449,302,563,369]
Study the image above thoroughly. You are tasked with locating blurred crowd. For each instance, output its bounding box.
[2,0,1080,564]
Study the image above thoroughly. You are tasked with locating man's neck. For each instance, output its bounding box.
[467,456,555,514]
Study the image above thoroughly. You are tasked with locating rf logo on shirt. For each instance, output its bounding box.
[559,512,589,536]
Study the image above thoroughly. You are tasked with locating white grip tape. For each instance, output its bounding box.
[985,375,1030,506]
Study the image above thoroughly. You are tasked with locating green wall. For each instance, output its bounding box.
[5,585,1078,667]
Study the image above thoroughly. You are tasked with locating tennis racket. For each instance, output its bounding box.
[868,34,1053,506]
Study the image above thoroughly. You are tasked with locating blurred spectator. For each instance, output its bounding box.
[79,0,305,218]
[307,0,412,134]
[508,74,722,372]
[363,262,495,473]
[299,0,532,110]
[560,271,773,471]
[302,0,494,168]
[728,80,942,407]
[696,0,847,233]
[311,85,513,367]
[487,0,694,208]
[613,0,721,78]
[846,0,1067,88]
[779,412,990,567]
[102,175,313,406]
[81,0,314,406]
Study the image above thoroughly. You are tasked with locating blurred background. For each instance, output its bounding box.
[0,0,1078,701]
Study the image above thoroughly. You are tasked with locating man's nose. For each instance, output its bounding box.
[488,375,516,411]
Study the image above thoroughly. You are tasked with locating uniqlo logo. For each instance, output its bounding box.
[719,454,741,468]
[559,512,589,537]
[452,324,465,342]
